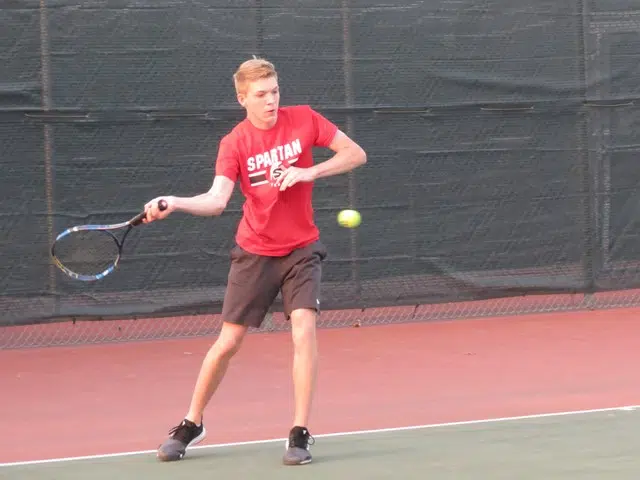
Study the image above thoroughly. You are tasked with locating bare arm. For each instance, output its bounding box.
[309,130,367,180]
[144,175,235,222]
[277,130,367,191]
[172,175,235,216]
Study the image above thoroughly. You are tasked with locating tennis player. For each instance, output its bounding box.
[143,57,367,465]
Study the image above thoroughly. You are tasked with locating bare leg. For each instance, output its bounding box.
[157,321,249,462]
[185,322,248,424]
[289,308,318,428]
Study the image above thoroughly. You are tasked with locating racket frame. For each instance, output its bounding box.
[51,203,163,282]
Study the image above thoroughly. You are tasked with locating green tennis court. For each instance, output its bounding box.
[3,407,639,479]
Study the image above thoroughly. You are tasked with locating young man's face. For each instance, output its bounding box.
[238,76,280,129]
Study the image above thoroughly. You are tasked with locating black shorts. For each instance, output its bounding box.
[221,240,328,328]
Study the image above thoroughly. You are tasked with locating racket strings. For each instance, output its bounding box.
[53,230,120,277]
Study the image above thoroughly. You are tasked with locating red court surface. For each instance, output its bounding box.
[1,306,640,465]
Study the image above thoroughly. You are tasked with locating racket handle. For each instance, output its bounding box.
[131,199,168,226]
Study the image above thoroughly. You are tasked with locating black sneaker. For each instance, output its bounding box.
[283,426,315,465]
[157,418,206,462]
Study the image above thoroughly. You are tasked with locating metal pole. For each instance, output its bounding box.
[255,0,264,56]
[341,0,360,300]
[39,0,56,295]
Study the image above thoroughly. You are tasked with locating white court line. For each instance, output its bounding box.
[1,404,638,468]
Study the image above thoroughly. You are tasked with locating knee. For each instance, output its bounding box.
[290,308,317,348]
[210,326,246,360]
[211,336,243,360]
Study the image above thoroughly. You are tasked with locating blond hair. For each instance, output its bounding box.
[233,57,277,95]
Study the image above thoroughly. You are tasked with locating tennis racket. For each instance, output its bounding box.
[51,199,167,281]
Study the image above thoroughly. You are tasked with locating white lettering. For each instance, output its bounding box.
[291,138,302,156]
[284,144,294,159]
[245,138,303,173]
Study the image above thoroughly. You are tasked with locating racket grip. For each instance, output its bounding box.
[131,199,168,226]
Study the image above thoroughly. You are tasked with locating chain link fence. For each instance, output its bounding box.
[4,2,640,350]
[3,288,640,349]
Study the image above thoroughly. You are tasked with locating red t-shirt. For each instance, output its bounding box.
[215,105,339,256]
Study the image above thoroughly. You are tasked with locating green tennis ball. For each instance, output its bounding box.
[337,209,361,228]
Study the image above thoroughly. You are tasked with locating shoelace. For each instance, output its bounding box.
[168,421,198,443]
[289,430,315,449]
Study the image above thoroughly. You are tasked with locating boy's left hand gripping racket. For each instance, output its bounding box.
[51,200,167,281]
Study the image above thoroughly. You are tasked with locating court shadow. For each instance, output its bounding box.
[176,443,409,464]
[310,447,410,465]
